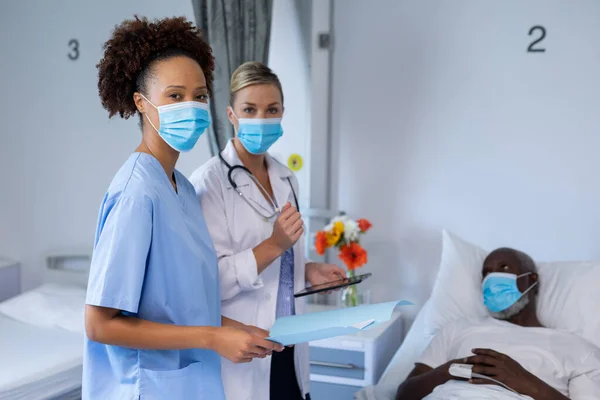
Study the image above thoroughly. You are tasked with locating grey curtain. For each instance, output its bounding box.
[192,0,274,155]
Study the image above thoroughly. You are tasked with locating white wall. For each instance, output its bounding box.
[268,0,312,208]
[331,0,600,321]
[0,0,212,289]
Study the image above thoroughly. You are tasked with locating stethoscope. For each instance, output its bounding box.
[218,152,299,222]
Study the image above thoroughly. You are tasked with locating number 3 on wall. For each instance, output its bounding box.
[68,39,80,60]
[528,26,546,53]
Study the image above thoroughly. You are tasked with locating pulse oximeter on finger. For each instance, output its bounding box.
[448,363,473,379]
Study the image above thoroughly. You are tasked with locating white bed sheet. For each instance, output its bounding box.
[0,314,83,400]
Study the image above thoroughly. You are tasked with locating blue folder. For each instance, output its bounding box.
[267,300,412,345]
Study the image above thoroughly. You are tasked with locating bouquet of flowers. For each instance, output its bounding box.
[315,214,372,271]
[314,214,372,306]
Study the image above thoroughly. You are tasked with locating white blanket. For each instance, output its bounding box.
[0,314,83,399]
[0,283,85,333]
[423,381,532,400]
[418,317,600,398]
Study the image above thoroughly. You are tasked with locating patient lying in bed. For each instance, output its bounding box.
[395,248,600,400]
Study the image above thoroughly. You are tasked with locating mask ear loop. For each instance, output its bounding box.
[139,93,161,134]
[228,106,240,135]
[520,280,538,297]
[516,272,539,297]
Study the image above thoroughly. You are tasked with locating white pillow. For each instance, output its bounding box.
[426,230,600,348]
[0,283,86,334]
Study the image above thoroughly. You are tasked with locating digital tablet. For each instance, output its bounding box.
[293,273,372,298]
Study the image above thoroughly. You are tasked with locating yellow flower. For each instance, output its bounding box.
[288,153,303,172]
[326,221,344,246]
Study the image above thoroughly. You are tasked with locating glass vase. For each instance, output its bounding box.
[342,270,359,307]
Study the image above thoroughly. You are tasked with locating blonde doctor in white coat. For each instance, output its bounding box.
[190,61,346,400]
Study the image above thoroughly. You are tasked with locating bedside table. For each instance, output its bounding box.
[307,304,404,399]
[0,259,20,303]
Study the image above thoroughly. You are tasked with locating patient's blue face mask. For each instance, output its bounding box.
[482,272,538,313]
[141,94,211,152]
[231,109,283,155]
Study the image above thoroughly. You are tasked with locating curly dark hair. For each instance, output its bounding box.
[97,16,215,119]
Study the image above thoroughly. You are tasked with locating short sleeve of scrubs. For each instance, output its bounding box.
[86,195,152,314]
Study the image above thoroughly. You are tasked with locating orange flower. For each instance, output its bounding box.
[339,242,368,271]
[315,231,328,256]
[357,218,372,233]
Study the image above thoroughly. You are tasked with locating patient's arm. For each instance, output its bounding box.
[468,348,569,400]
[395,361,457,400]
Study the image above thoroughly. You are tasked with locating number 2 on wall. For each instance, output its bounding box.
[68,39,80,60]
[527,26,546,53]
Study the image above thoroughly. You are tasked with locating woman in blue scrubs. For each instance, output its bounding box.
[82,16,282,400]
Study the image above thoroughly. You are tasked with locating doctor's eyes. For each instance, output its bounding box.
[242,107,281,115]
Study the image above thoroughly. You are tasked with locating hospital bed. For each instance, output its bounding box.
[356,230,600,399]
[0,255,89,400]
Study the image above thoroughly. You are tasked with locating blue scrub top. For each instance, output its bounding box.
[82,153,225,400]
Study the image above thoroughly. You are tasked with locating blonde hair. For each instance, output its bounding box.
[230,61,284,106]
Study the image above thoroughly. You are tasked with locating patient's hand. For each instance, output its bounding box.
[466,348,568,400]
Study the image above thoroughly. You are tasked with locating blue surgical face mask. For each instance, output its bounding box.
[141,94,211,152]
[482,272,538,313]
[231,110,283,154]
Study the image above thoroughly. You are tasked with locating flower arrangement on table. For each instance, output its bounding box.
[314,215,372,306]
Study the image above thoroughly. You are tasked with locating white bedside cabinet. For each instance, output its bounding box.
[307,304,404,400]
[0,259,20,303]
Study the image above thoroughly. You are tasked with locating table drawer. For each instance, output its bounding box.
[309,347,365,380]
[310,381,361,400]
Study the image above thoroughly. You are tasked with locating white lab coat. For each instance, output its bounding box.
[189,140,310,400]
